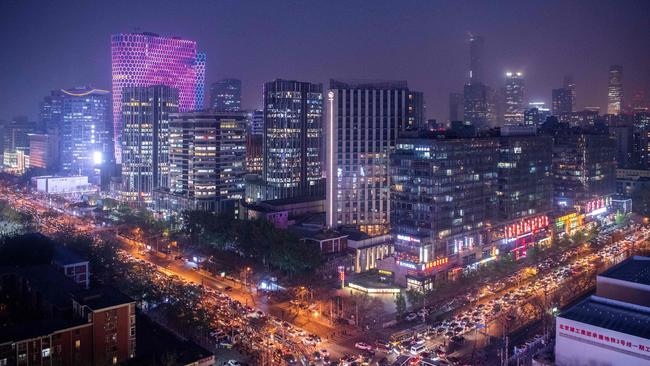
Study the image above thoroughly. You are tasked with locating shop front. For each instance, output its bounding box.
[491,215,552,260]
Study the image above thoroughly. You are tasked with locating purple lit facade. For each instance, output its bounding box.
[111,33,205,162]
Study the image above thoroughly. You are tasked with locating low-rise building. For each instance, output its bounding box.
[555,256,650,366]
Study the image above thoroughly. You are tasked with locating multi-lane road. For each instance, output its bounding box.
[2,181,649,365]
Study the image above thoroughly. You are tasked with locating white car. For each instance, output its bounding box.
[355,342,372,351]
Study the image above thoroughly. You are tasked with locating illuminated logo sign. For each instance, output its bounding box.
[378,269,393,276]
[397,260,417,270]
[396,234,421,243]
[505,215,549,239]
[584,197,609,214]
[424,257,448,269]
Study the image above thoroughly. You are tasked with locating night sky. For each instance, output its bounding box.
[1,0,649,122]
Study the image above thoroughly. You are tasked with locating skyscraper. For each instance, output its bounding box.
[563,75,576,112]
[552,88,573,117]
[57,87,112,176]
[209,78,242,111]
[156,111,246,213]
[390,133,499,290]
[120,85,179,203]
[407,91,425,130]
[263,79,323,200]
[468,34,485,84]
[249,109,264,136]
[607,65,623,115]
[326,80,410,235]
[463,34,494,130]
[111,32,205,162]
[503,72,526,124]
[449,92,464,122]
[463,83,493,130]
[3,117,35,175]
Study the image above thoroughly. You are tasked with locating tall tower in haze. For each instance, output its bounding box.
[468,34,485,84]
[503,72,525,124]
[607,65,623,115]
[563,75,576,112]
[463,34,494,129]
[111,32,205,163]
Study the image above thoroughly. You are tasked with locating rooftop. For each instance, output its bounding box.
[124,314,213,366]
[559,295,650,340]
[73,286,134,311]
[599,256,650,286]
[0,316,88,344]
[53,242,88,266]
[0,265,81,308]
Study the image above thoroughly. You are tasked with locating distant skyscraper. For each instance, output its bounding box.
[2,117,35,174]
[463,35,494,130]
[28,133,57,170]
[463,83,492,130]
[326,80,410,235]
[55,87,112,176]
[263,80,323,200]
[407,91,425,130]
[552,88,573,117]
[449,92,464,122]
[563,75,576,112]
[111,32,205,163]
[120,85,179,203]
[468,34,485,84]
[249,109,264,136]
[607,65,623,115]
[503,72,526,124]
[210,78,242,111]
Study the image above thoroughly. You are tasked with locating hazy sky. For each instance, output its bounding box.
[1,0,649,122]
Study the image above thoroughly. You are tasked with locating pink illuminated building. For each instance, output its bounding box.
[111,32,205,162]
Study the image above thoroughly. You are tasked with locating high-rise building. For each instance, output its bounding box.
[3,117,35,175]
[468,34,485,84]
[56,87,112,176]
[390,133,499,291]
[326,80,410,235]
[497,132,553,221]
[551,130,616,207]
[552,88,573,117]
[155,111,246,213]
[111,32,205,162]
[120,85,179,203]
[607,65,623,115]
[249,109,264,136]
[263,79,323,200]
[564,75,576,112]
[28,133,58,171]
[463,83,493,130]
[463,34,494,130]
[449,92,464,122]
[245,134,263,175]
[524,102,551,126]
[407,91,425,130]
[209,78,242,111]
[503,72,526,124]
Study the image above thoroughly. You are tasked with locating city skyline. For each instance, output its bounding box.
[1,0,649,124]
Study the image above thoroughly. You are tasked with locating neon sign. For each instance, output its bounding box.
[424,257,448,269]
[505,215,549,239]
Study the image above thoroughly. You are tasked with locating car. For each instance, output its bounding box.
[224,286,233,291]
[354,342,372,351]
[226,361,241,366]
[320,349,330,358]
[405,313,418,321]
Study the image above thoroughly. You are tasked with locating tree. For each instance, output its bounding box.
[395,292,407,318]
[405,288,425,310]
[0,233,54,266]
